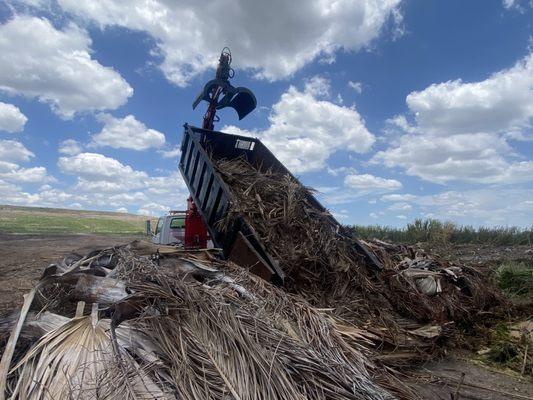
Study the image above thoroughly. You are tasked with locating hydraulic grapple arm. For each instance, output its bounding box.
[192,48,257,130]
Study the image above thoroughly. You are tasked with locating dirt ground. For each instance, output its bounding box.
[434,244,533,266]
[0,233,531,399]
[411,357,532,399]
[0,233,141,314]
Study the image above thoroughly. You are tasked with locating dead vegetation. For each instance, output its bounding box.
[215,158,504,363]
[1,245,412,399]
[0,158,524,399]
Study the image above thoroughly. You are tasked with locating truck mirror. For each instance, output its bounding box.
[146,220,152,236]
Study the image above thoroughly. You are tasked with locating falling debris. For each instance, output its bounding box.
[214,157,503,362]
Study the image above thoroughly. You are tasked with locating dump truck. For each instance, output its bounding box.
[177,48,381,285]
[179,125,382,284]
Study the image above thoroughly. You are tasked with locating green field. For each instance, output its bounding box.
[4,206,533,244]
[0,205,153,234]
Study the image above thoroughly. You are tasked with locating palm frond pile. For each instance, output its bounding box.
[1,245,416,399]
[0,158,505,399]
[215,157,503,363]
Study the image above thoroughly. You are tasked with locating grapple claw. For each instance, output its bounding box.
[192,48,256,129]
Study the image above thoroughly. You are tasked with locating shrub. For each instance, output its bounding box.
[496,261,533,298]
[350,219,533,246]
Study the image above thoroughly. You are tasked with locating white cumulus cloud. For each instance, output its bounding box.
[0,16,133,118]
[0,140,52,184]
[58,152,147,183]
[137,202,170,217]
[413,189,533,227]
[0,139,34,162]
[0,180,39,205]
[91,114,166,151]
[380,193,417,202]
[348,81,363,93]
[224,80,375,173]
[57,153,189,214]
[0,165,50,183]
[373,132,533,184]
[374,53,533,184]
[315,173,402,206]
[0,102,27,133]
[503,0,517,8]
[53,0,401,85]
[502,0,532,11]
[158,146,181,159]
[1,149,189,213]
[406,53,533,136]
[58,139,83,156]
[387,202,412,211]
[344,173,402,191]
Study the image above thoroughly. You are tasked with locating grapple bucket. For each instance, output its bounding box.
[192,79,257,120]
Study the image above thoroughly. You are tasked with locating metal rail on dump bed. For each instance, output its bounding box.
[179,124,382,285]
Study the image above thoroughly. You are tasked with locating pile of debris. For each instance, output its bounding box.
[215,157,503,364]
[1,244,419,399]
[0,158,505,399]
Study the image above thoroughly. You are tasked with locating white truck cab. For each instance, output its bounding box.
[151,211,186,245]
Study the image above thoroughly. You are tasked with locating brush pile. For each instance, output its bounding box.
[215,157,503,363]
[1,244,418,399]
[0,158,505,399]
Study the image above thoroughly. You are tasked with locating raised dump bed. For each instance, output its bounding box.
[179,124,381,284]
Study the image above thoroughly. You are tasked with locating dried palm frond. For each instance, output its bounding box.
[125,267,398,400]
[7,314,169,400]
[1,246,412,399]
[0,289,36,400]
[0,208,504,400]
[215,158,370,293]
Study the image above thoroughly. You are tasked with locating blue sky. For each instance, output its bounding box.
[0,0,532,227]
